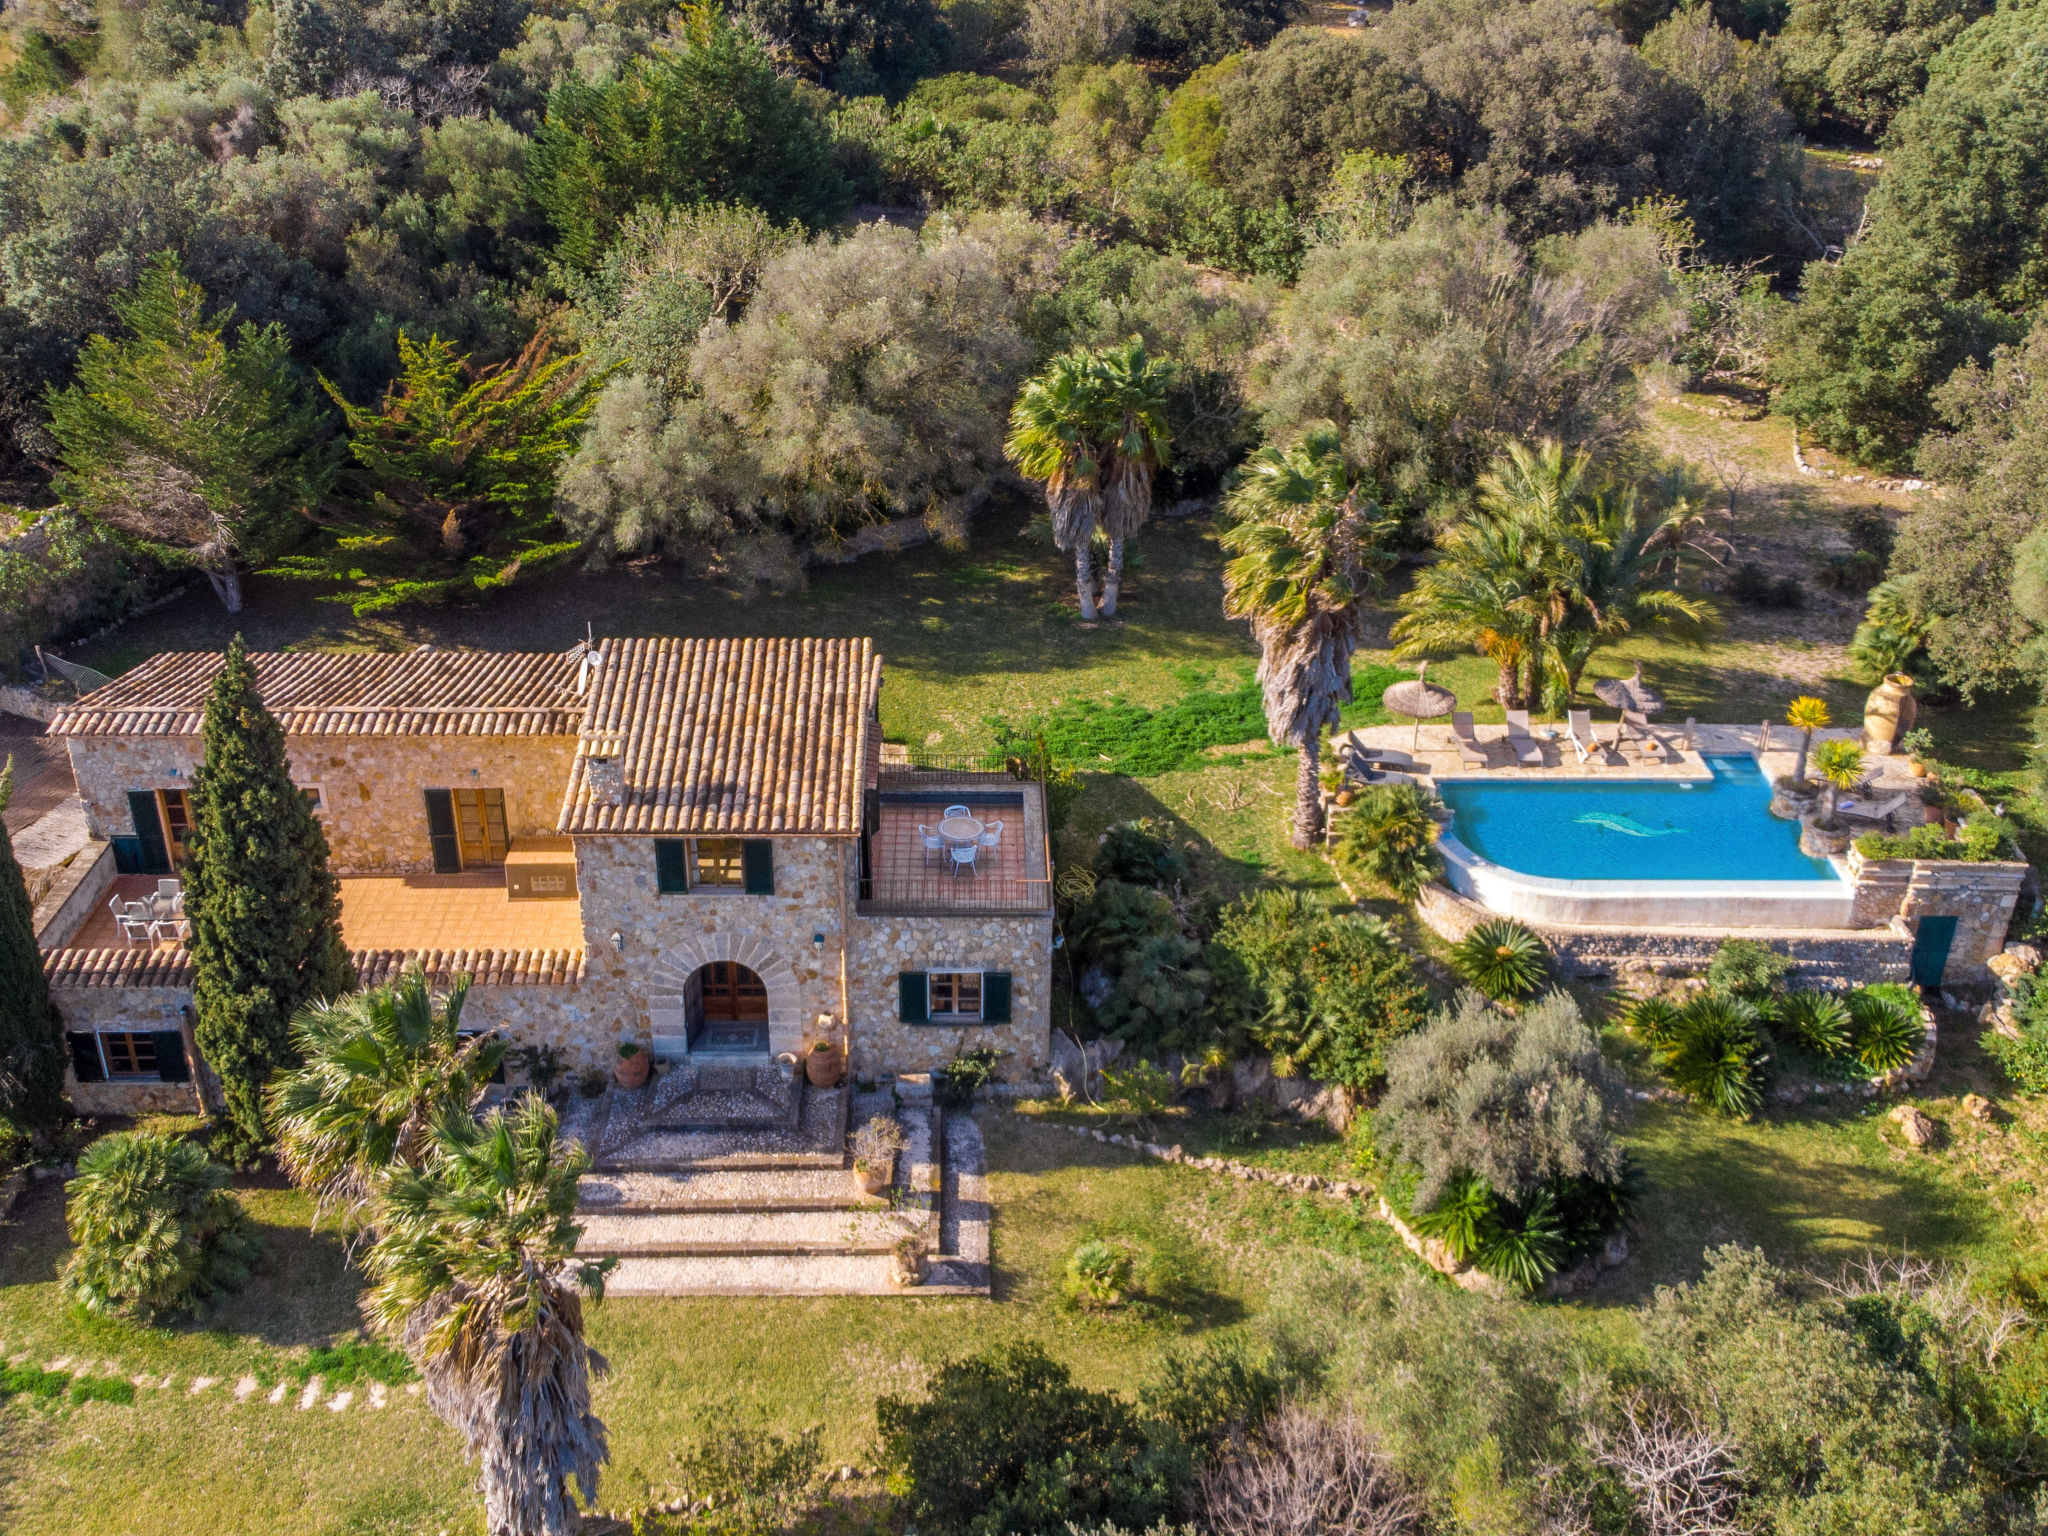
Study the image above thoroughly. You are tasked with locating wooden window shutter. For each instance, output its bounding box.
[654,839,689,894]
[127,791,171,874]
[151,1030,191,1082]
[742,840,774,895]
[899,972,928,1023]
[982,972,1012,1023]
[423,790,461,873]
[68,1032,105,1083]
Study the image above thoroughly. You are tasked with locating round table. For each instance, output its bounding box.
[938,815,984,843]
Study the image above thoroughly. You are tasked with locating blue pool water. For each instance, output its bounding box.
[1437,755,1840,883]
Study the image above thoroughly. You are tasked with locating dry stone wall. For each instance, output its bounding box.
[65,733,577,875]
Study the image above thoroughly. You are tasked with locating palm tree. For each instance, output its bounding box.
[266,967,503,1225]
[1006,352,1107,620]
[1784,696,1830,788]
[1392,511,1546,707]
[1222,426,1399,849]
[1546,491,1717,707]
[1092,337,1174,619]
[364,1097,612,1536]
[1811,739,1864,829]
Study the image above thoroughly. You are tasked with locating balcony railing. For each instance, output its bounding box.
[857,873,1053,916]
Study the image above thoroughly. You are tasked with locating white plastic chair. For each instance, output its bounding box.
[943,804,971,821]
[151,917,192,946]
[977,820,1004,850]
[947,842,978,877]
[110,898,153,945]
[918,824,946,866]
[157,878,182,901]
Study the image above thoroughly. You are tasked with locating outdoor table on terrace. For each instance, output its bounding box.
[938,815,984,844]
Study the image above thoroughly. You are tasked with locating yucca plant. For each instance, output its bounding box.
[1451,919,1549,1001]
[1473,1189,1566,1291]
[1778,990,1853,1058]
[1408,1171,1495,1263]
[1658,994,1766,1117]
[61,1131,262,1319]
[1849,986,1925,1073]
[1623,996,1682,1045]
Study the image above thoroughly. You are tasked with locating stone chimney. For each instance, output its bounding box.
[585,754,625,807]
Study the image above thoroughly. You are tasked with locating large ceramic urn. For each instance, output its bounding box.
[1862,673,1917,755]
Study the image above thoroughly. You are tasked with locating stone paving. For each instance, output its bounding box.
[0,1342,425,1417]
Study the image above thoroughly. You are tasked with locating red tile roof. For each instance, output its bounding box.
[45,947,585,988]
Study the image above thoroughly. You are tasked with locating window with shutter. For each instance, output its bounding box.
[741,840,774,895]
[654,839,690,893]
[423,790,461,873]
[151,1030,191,1082]
[898,971,928,1023]
[68,1032,105,1083]
[983,972,1012,1023]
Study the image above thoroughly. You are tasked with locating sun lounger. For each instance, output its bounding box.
[1567,710,1601,765]
[1451,712,1488,769]
[1835,790,1915,830]
[1620,708,1671,763]
[1502,710,1544,768]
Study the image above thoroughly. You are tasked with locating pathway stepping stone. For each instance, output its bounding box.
[296,1377,323,1410]
[268,1382,290,1405]
[234,1377,259,1402]
[326,1390,352,1412]
[368,1382,388,1409]
[188,1376,217,1395]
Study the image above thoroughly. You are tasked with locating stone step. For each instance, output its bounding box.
[602,1252,986,1297]
[578,1166,873,1214]
[577,1206,920,1258]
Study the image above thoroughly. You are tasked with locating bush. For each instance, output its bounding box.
[1988,977,2048,1092]
[1847,984,1924,1073]
[1622,995,1683,1044]
[1139,1337,1286,1459]
[1778,990,1853,1058]
[935,1045,1005,1108]
[1071,880,1179,967]
[1449,919,1549,1001]
[1855,819,2013,862]
[1096,821,1191,888]
[1656,993,1766,1116]
[1065,1238,1136,1309]
[1331,784,1442,902]
[1198,1404,1423,1536]
[876,1343,1182,1536]
[1706,939,1794,1002]
[60,1131,261,1318]
[1099,1059,1177,1129]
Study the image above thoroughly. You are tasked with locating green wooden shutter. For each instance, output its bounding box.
[423,790,461,873]
[654,839,689,894]
[742,840,775,895]
[982,972,1012,1023]
[899,972,928,1023]
[67,1032,105,1083]
[151,1030,190,1082]
[127,791,171,874]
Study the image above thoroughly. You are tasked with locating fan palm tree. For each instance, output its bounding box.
[1222,426,1399,848]
[266,967,503,1225]
[363,1096,612,1536]
[1006,351,1108,620]
[1092,337,1174,619]
[1784,696,1830,787]
[1811,738,1865,829]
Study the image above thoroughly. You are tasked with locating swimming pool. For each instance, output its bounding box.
[1437,755,1840,883]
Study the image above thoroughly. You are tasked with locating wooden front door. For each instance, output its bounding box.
[698,962,768,1023]
[452,788,509,868]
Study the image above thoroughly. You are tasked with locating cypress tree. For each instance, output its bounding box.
[186,636,353,1160]
[0,759,66,1136]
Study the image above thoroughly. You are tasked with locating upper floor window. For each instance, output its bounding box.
[654,838,775,895]
[693,838,746,889]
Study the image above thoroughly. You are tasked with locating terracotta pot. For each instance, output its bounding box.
[614,1050,650,1089]
[805,1045,844,1088]
[1862,672,1917,755]
[1334,790,1355,807]
[1910,759,1928,778]
[854,1160,893,1197]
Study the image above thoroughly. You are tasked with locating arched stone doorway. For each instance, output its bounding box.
[648,939,801,1061]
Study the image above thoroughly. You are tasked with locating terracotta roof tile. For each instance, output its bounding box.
[45,947,585,988]
[50,648,588,738]
[560,636,879,836]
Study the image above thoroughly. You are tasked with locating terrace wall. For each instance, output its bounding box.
[65,733,577,876]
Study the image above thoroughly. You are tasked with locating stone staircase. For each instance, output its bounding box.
[562,1069,989,1297]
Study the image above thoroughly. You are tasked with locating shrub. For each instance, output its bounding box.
[1065,1239,1136,1309]
[1408,1170,1495,1262]
[1989,979,2048,1092]
[1706,939,1794,1002]
[660,1413,826,1536]
[1099,1059,1177,1130]
[60,1131,262,1318]
[1472,1189,1566,1292]
[935,1046,1005,1109]
[1096,935,1213,1050]
[1623,996,1682,1044]
[1331,784,1443,901]
[1449,919,1549,1001]
[1778,991,1853,1058]
[1139,1337,1286,1459]
[1198,1404,1423,1536]
[1071,880,1179,967]
[1096,821,1191,888]
[1855,819,2013,862]
[876,1343,1181,1536]
[1656,994,1766,1117]
[1847,985,1924,1073]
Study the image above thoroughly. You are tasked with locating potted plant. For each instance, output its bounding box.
[849,1115,907,1197]
[805,1038,845,1088]
[1901,727,1936,778]
[614,1041,650,1089]
[891,1232,930,1287]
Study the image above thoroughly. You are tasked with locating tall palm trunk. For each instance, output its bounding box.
[1293,736,1323,850]
[1074,543,1098,621]
[1102,535,1126,618]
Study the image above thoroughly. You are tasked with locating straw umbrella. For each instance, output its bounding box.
[1593,661,1664,716]
[1383,660,1457,751]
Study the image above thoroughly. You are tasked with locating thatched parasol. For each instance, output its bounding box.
[1592,661,1664,716]
[1382,660,1457,750]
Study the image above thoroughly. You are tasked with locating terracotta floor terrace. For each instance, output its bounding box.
[863,777,1051,914]
[70,872,586,953]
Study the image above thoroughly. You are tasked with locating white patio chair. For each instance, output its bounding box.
[157,878,182,901]
[943,804,971,821]
[977,820,1004,850]
[110,898,153,945]
[151,917,192,946]
[947,842,978,877]
[1567,710,1601,765]
[918,824,946,866]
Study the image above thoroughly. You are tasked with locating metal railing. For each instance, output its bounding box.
[857,872,1054,916]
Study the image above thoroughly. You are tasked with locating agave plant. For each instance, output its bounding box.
[1408,1171,1496,1263]
[1658,994,1766,1117]
[1778,990,1853,1058]
[1623,996,1682,1045]
[1451,919,1549,1001]
[1849,986,1925,1073]
[1473,1189,1566,1291]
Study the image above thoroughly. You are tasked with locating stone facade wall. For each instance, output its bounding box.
[1895,857,2029,983]
[848,911,1054,1081]
[52,983,207,1116]
[66,733,577,875]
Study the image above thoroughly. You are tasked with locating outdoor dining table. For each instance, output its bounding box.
[938,814,984,844]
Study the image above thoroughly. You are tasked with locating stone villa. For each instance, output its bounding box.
[38,636,1054,1117]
